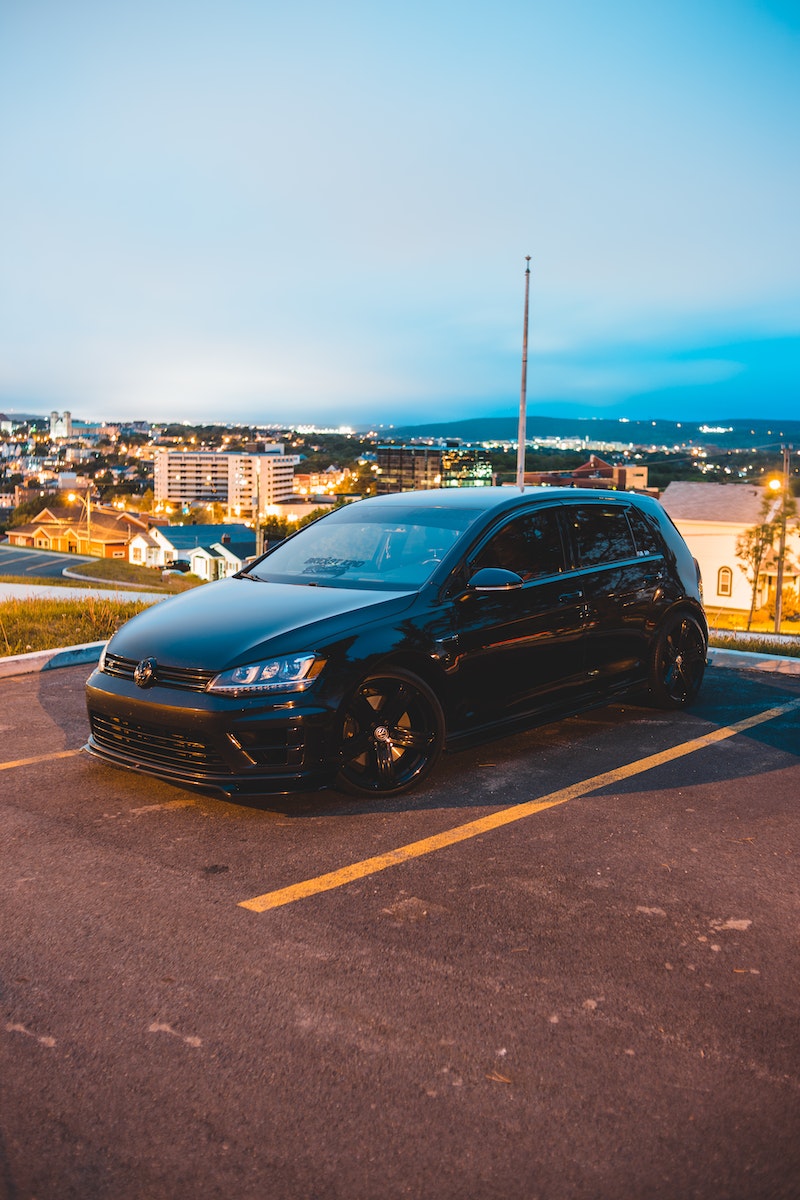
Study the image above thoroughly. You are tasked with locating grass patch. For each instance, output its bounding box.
[64,558,201,592]
[709,630,800,658]
[0,595,153,657]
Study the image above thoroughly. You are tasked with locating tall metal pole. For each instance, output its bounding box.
[254,457,264,556]
[773,443,791,634]
[516,257,531,491]
[85,486,92,557]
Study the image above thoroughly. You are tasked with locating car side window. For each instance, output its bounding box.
[472,509,566,579]
[626,506,663,556]
[567,506,637,567]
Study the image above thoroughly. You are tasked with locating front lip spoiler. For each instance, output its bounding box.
[83,738,333,798]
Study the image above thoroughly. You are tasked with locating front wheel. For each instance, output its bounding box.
[335,669,445,797]
[648,614,707,708]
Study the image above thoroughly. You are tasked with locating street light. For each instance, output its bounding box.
[768,444,791,633]
[67,488,92,557]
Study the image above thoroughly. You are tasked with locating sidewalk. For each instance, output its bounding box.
[0,581,165,604]
[707,647,800,675]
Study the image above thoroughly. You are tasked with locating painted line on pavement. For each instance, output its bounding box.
[0,748,84,771]
[239,698,800,913]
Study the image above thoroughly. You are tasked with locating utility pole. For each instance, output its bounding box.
[516,256,531,491]
[773,443,792,634]
[86,486,92,557]
[254,457,264,557]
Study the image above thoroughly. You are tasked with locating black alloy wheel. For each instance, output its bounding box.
[648,614,707,708]
[335,669,445,797]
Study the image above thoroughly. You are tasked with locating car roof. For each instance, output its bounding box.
[353,486,643,515]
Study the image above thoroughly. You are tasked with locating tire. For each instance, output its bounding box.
[648,613,707,709]
[335,669,445,797]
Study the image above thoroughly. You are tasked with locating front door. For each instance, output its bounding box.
[448,506,587,733]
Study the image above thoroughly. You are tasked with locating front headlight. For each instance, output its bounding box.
[207,653,325,697]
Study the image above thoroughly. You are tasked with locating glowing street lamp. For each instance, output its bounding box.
[768,445,791,633]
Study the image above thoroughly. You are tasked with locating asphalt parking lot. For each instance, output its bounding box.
[1,658,799,1200]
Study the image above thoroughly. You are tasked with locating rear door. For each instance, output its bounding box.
[562,501,665,689]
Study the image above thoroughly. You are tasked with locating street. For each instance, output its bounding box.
[1,660,799,1199]
[0,544,96,580]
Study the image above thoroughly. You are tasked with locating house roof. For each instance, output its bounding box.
[659,482,774,525]
[10,505,151,544]
[129,531,162,549]
[212,539,256,559]
[158,524,252,551]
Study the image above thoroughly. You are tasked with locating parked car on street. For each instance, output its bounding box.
[162,559,192,575]
[85,487,708,798]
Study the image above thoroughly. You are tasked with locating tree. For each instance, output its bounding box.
[735,489,787,630]
[736,521,775,629]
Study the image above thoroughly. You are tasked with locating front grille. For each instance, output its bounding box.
[89,712,229,774]
[102,653,215,692]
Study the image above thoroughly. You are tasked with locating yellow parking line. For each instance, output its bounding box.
[0,748,84,771]
[239,698,800,913]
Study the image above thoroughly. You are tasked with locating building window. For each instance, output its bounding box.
[718,566,733,598]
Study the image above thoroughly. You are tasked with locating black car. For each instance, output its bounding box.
[85,487,707,798]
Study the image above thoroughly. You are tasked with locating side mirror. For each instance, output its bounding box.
[466,567,524,592]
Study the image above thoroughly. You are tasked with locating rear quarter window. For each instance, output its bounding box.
[626,506,664,556]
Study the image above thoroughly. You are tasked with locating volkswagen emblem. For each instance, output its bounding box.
[133,657,158,688]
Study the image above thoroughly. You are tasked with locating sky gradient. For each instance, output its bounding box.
[1,0,798,427]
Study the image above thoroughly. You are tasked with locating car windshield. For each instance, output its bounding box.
[243,503,482,589]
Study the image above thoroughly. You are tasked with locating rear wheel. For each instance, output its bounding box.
[648,614,707,708]
[335,669,444,797]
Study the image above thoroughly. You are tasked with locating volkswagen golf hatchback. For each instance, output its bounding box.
[85,487,707,798]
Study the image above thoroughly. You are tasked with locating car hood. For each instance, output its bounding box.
[107,576,418,669]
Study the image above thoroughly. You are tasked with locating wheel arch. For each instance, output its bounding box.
[359,650,455,722]
[654,599,709,644]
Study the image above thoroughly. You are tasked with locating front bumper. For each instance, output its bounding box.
[85,669,337,796]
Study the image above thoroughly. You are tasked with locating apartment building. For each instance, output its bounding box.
[153,445,299,516]
[375,444,492,494]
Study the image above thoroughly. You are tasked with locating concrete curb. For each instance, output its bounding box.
[0,641,105,679]
[2,642,799,681]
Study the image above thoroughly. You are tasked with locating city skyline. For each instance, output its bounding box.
[1,0,798,426]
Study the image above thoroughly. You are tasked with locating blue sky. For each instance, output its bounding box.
[1,0,798,427]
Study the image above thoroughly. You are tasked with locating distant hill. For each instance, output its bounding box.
[387,415,800,451]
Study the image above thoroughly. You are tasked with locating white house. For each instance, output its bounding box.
[187,537,257,581]
[659,481,799,618]
[128,524,255,572]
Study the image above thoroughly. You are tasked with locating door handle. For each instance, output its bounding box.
[558,590,583,603]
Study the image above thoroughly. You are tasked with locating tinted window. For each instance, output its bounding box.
[568,506,636,567]
[627,506,663,556]
[472,509,565,579]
